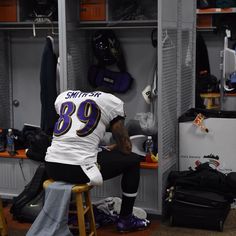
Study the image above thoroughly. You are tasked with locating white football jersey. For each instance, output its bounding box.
[45,90,125,165]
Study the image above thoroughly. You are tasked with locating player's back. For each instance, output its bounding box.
[45,90,124,165]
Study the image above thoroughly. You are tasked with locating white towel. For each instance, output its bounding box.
[26,182,73,236]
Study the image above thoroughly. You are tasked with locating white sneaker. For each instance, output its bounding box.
[93,197,147,219]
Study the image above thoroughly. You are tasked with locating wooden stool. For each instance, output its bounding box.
[0,198,8,236]
[43,179,97,236]
[200,93,221,110]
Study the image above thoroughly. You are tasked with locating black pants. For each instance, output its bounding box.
[45,150,141,195]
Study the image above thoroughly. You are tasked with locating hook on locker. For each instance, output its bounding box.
[32,15,58,37]
[162,29,175,50]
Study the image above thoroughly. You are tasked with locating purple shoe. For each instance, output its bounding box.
[117,215,150,233]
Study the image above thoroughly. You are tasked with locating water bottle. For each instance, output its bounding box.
[6,128,15,155]
[145,136,154,162]
[145,136,154,153]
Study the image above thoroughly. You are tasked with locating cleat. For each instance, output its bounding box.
[117,214,150,233]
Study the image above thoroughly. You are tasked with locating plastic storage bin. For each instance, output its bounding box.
[80,0,106,21]
[0,0,17,22]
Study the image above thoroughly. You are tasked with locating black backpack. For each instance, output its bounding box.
[25,130,52,162]
[10,163,48,222]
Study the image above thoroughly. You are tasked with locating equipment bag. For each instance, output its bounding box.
[24,130,51,162]
[15,190,45,223]
[88,65,133,93]
[226,172,236,196]
[10,163,48,222]
[166,186,231,231]
[167,162,230,195]
[165,162,235,231]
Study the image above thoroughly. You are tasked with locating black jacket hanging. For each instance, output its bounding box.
[40,36,58,136]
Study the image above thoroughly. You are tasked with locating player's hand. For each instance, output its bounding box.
[100,143,117,151]
[106,143,118,151]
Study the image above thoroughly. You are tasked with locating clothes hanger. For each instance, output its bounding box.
[32,12,58,37]
[162,29,175,49]
[47,35,55,52]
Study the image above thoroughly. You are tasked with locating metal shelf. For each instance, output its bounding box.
[197,26,217,32]
[197,8,236,14]
[0,21,58,30]
[78,20,157,29]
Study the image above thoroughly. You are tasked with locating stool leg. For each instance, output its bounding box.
[84,191,97,236]
[75,193,86,236]
[0,199,8,236]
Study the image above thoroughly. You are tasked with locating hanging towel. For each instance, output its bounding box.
[26,182,73,236]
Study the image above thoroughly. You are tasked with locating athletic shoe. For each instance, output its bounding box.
[116,214,150,233]
[112,197,147,220]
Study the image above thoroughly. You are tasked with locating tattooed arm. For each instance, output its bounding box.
[110,119,132,154]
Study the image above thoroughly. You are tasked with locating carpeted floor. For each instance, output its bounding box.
[151,209,236,236]
[3,201,160,236]
[4,201,236,236]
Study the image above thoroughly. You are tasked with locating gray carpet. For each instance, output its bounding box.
[7,209,236,236]
[151,209,236,236]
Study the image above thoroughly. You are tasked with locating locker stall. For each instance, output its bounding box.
[196,7,236,111]
[0,30,59,197]
[57,0,196,215]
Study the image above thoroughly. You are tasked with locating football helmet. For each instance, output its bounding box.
[92,30,122,67]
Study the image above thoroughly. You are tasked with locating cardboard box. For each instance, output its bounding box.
[0,0,17,22]
[80,0,106,21]
[179,108,236,174]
